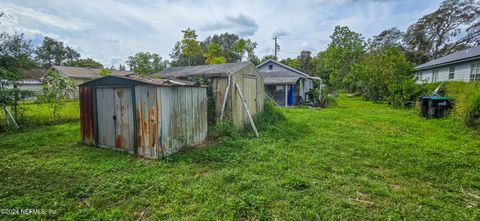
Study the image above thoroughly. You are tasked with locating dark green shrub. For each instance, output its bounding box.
[208,120,237,139]
[423,81,480,131]
[445,82,480,130]
[253,100,286,131]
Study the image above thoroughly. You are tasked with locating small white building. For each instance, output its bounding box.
[416,46,480,83]
[256,59,321,106]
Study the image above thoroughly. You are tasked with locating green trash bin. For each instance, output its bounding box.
[419,96,454,119]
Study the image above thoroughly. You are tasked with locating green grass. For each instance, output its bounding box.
[1,97,479,220]
[0,101,79,129]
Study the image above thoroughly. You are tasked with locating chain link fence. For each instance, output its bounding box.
[0,99,79,132]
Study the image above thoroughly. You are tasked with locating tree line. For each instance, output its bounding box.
[278,0,479,107]
[1,0,478,105]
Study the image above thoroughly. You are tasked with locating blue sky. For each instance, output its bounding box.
[0,0,443,67]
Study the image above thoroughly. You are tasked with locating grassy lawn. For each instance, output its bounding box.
[0,101,79,128]
[0,97,479,220]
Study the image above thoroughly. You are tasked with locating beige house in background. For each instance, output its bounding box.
[44,65,135,85]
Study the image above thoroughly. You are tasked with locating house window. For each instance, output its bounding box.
[449,67,455,80]
[268,64,273,70]
[432,70,439,83]
[471,63,480,82]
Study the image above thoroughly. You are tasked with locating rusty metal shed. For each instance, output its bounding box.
[158,62,264,128]
[79,75,208,159]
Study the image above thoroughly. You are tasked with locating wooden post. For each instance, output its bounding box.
[264,92,279,106]
[235,84,259,137]
[3,105,19,129]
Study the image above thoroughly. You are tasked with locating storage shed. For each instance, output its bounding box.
[158,62,264,127]
[79,75,208,159]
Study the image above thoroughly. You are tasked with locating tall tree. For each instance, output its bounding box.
[260,55,277,63]
[126,52,167,76]
[204,42,226,64]
[64,58,103,68]
[403,0,480,64]
[180,28,202,66]
[281,58,300,70]
[0,32,35,82]
[352,46,416,106]
[0,32,36,119]
[370,27,404,51]
[170,28,204,67]
[201,33,258,63]
[170,31,259,66]
[317,26,366,91]
[297,50,315,75]
[35,36,80,68]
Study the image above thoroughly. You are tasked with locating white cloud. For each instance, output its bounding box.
[0,0,443,67]
[0,2,92,31]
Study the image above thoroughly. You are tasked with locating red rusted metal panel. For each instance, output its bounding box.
[79,86,94,144]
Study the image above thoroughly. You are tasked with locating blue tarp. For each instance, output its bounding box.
[288,84,295,106]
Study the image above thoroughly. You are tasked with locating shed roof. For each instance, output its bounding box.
[80,75,206,87]
[50,65,135,79]
[158,62,251,78]
[416,46,480,71]
[257,59,321,82]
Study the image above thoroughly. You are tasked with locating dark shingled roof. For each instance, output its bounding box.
[416,46,480,71]
[158,62,251,78]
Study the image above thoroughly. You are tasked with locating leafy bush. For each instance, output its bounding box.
[253,100,286,131]
[208,120,237,139]
[443,82,480,130]
[39,70,76,118]
[422,81,480,131]
[208,100,286,139]
[388,78,428,107]
[351,46,417,107]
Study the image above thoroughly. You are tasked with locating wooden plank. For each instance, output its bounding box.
[235,83,259,137]
[243,77,257,117]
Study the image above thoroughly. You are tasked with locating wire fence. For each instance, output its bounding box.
[0,100,80,132]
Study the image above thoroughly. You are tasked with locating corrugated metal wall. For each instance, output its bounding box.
[135,85,208,158]
[80,84,207,159]
[79,86,94,144]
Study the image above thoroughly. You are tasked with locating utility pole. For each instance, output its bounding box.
[273,36,280,60]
